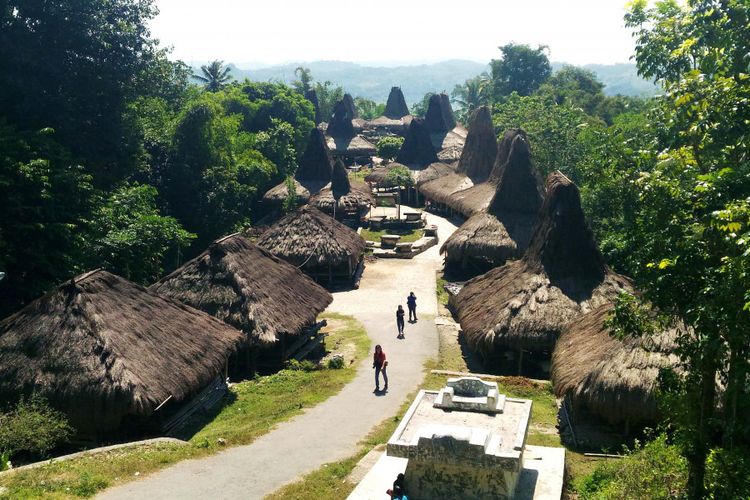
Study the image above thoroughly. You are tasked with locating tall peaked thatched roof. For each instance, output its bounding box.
[257,206,366,269]
[0,269,243,433]
[327,100,356,139]
[304,89,322,124]
[343,93,358,118]
[457,106,498,181]
[396,118,438,166]
[440,135,543,271]
[384,87,410,119]
[453,172,632,355]
[552,304,681,425]
[297,128,334,182]
[489,128,528,183]
[424,93,457,132]
[152,234,332,346]
[312,160,374,214]
[418,107,497,204]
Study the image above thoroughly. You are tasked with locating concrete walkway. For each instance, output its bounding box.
[99,209,458,500]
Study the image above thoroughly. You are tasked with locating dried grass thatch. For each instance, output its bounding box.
[304,89,322,124]
[453,172,632,355]
[257,205,366,271]
[312,159,374,215]
[263,128,333,206]
[441,136,543,271]
[396,118,438,167]
[418,106,497,203]
[552,304,680,425]
[152,234,331,347]
[414,162,456,186]
[0,269,243,434]
[327,134,377,157]
[327,100,356,139]
[439,129,529,217]
[424,93,457,132]
[384,86,410,118]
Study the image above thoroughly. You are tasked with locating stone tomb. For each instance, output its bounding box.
[386,377,532,499]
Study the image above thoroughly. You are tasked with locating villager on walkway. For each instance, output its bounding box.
[407,292,417,322]
[373,344,388,392]
[396,305,405,338]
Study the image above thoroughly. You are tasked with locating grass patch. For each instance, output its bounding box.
[0,313,369,500]
[360,228,422,243]
[436,272,449,307]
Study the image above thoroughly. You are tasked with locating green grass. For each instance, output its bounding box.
[360,228,422,243]
[436,272,449,307]
[0,313,369,500]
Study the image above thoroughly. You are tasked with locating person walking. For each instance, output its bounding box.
[396,305,405,338]
[407,292,417,322]
[373,345,388,392]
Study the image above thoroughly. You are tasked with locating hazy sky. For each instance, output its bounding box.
[151,0,637,67]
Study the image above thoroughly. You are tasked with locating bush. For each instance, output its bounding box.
[327,355,345,369]
[376,136,404,161]
[705,447,750,499]
[0,395,73,460]
[286,359,318,372]
[575,434,687,499]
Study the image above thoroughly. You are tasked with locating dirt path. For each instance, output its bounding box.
[98,209,458,500]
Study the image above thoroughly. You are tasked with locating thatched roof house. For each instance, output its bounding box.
[0,270,243,437]
[327,100,356,140]
[312,159,374,217]
[441,134,543,273]
[305,89,322,124]
[396,118,438,167]
[263,128,333,207]
[151,234,332,348]
[452,172,632,373]
[326,99,376,161]
[367,87,413,133]
[552,304,680,427]
[421,93,467,162]
[419,106,498,204]
[257,206,367,288]
[440,128,528,218]
[424,93,457,132]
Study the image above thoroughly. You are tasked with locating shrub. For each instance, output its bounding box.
[327,355,345,369]
[286,359,318,372]
[282,176,298,214]
[705,447,750,499]
[0,395,73,460]
[376,136,404,161]
[575,434,687,499]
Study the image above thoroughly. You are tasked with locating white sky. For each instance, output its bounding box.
[151,0,637,67]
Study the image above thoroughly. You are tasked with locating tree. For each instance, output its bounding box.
[354,97,385,120]
[313,80,344,122]
[376,136,404,161]
[490,43,551,98]
[292,67,313,94]
[622,1,750,497]
[88,184,195,285]
[410,92,435,118]
[536,65,605,116]
[195,60,232,92]
[451,75,491,122]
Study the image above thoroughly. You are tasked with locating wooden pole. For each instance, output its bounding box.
[517,348,524,375]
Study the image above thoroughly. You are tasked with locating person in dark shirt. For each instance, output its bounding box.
[373,344,388,391]
[396,305,405,338]
[406,292,417,322]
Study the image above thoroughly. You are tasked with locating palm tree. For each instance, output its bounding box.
[194,60,232,92]
[293,67,313,94]
[451,74,491,122]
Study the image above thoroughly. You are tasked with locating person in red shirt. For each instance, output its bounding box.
[373,344,388,392]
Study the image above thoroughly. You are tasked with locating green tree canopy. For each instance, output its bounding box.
[195,60,233,92]
[490,43,552,98]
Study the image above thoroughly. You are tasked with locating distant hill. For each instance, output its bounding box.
[202,60,657,104]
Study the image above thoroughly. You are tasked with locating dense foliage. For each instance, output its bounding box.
[376,136,404,161]
[0,1,315,316]
[0,396,73,464]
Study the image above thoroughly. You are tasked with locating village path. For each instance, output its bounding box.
[99,208,459,500]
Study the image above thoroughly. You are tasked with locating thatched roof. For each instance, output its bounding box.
[384,87,410,118]
[312,160,374,214]
[438,129,530,218]
[453,172,632,354]
[396,118,438,167]
[0,269,243,433]
[414,162,456,186]
[262,128,333,206]
[552,304,680,425]
[458,106,497,181]
[343,93,358,118]
[152,234,332,346]
[327,100,356,139]
[418,107,497,203]
[304,89,322,124]
[424,93,457,132]
[257,206,366,269]
[327,134,377,157]
[441,137,543,269]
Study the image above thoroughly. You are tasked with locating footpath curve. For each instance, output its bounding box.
[99,210,458,500]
